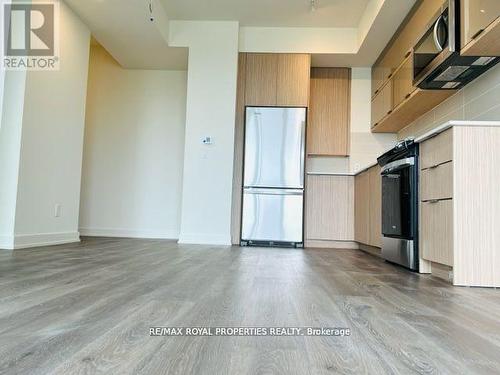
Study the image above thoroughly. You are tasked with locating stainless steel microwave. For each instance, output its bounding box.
[413,0,499,90]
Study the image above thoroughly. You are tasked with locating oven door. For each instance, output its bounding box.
[381,158,415,240]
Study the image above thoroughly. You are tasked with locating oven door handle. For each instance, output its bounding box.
[381,157,415,175]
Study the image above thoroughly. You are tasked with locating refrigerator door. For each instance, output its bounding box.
[244,107,306,189]
[241,188,303,243]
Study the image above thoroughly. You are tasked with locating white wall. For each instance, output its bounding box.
[170,21,239,245]
[79,44,187,239]
[307,68,396,175]
[0,65,4,130]
[0,2,91,249]
[0,71,26,249]
[399,63,500,139]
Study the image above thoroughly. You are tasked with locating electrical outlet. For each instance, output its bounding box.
[54,204,61,218]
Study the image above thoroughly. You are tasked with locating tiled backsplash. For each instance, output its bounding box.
[399,64,500,140]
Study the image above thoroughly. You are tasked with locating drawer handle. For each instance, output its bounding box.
[428,199,440,204]
[429,164,439,169]
[405,93,411,99]
[471,29,484,40]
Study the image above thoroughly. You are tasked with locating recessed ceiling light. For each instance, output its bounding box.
[480,9,485,13]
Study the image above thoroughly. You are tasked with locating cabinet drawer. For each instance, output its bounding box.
[420,129,453,169]
[420,162,453,201]
[420,199,453,267]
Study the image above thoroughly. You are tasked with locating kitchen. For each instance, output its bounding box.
[2,0,500,373]
[232,0,500,288]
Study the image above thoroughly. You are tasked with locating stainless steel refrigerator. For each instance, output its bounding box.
[241,107,306,248]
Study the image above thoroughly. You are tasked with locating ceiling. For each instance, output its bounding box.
[163,0,371,28]
[65,0,416,70]
[65,0,188,70]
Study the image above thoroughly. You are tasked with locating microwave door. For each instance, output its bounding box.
[244,107,306,189]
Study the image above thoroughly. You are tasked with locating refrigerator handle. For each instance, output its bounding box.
[300,120,306,186]
[244,188,303,196]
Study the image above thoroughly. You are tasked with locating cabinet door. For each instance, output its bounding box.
[245,53,278,106]
[420,128,453,169]
[461,0,500,52]
[308,68,351,156]
[355,171,370,244]
[369,166,382,248]
[392,55,415,108]
[276,54,311,107]
[371,80,392,128]
[371,65,392,98]
[421,199,454,266]
[305,175,354,241]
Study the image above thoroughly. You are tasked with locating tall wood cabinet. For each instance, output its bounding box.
[355,165,382,248]
[308,68,351,156]
[231,53,311,244]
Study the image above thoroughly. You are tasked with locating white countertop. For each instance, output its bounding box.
[307,172,356,176]
[307,161,379,177]
[415,120,500,143]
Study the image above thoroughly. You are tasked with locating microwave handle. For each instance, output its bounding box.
[433,15,445,52]
[448,0,456,53]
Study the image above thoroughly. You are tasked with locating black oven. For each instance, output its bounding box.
[381,159,415,239]
[378,141,419,271]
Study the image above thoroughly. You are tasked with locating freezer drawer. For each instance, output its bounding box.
[241,188,303,244]
[244,107,306,189]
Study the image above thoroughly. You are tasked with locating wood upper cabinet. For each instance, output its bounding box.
[461,0,500,56]
[370,0,459,133]
[244,53,310,107]
[371,80,392,128]
[371,0,443,95]
[308,68,351,156]
[371,65,392,98]
[277,54,311,107]
[392,53,415,109]
[245,53,278,106]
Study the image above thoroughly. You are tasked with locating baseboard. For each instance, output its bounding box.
[305,239,359,250]
[178,233,232,246]
[430,262,453,283]
[79,227,178,240]
[13,232,80,249]
[0,235,14,250]
[358,243,382,257]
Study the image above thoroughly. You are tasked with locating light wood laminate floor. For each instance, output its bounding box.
[1,237,499,375]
